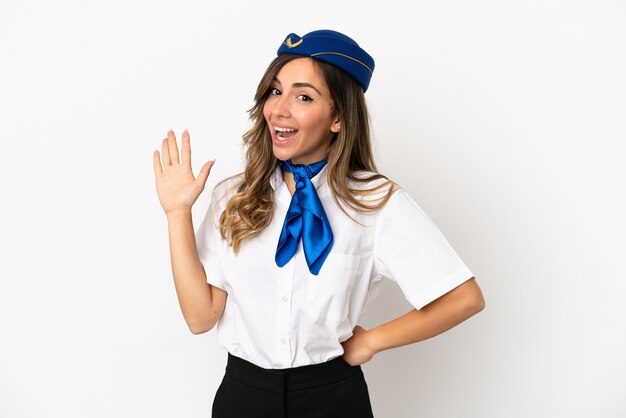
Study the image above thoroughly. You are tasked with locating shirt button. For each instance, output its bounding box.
[281,296,288,302]
[281,338,286,344]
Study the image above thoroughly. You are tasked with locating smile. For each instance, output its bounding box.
[273,125,299,141]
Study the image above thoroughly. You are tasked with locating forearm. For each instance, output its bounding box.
[166,210,214,333]
[367,278,485,354]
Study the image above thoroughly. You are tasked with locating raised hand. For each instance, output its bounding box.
[153,129,215,216]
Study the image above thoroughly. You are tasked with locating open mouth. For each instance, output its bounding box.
[275,126,298,141]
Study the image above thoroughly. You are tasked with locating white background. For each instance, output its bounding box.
[1,0,625,417]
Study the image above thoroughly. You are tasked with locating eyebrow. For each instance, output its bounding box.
[272,77,322,96]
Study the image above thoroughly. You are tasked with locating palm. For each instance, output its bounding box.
[153,129,215,215]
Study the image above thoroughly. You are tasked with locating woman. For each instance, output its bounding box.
[153,29,485,418]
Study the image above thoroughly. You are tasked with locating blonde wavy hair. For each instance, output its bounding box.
[217,54,399,254]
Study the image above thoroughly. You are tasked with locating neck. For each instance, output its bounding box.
[287,158,327,166]
[283,171,296,196]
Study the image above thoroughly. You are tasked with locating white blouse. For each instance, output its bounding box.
[195,164,474,369]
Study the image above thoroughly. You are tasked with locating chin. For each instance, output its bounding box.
[272,146,294,162]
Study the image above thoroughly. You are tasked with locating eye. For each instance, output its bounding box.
[269,87,281,95]
[297,94,313,102]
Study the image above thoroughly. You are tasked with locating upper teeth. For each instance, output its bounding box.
[275,127,297,132]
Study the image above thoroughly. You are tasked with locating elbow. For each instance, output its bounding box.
[465,288,485,316]
[190,326,209,335]
[470,294,485,314]
[188,319,217,335]
[453,296,484,323]
[460,278,486,316]
[189,324,213,335]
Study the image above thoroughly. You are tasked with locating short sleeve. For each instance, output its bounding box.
[373,189,474,310]
[195,186,227,291]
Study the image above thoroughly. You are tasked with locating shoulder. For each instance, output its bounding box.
[348,171,435,220]
[346,169,403,203]
[374,186,436,230]
[348,169,396,188]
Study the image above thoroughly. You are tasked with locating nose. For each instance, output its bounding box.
[270,93,291,119]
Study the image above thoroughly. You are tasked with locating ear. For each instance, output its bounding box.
[330,115,341,133]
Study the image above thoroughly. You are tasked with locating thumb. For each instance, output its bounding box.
[196,159,216,188]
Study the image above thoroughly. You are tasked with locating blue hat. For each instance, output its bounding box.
[276,29,375,92]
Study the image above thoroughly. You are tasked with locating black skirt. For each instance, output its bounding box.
[212,352,375,418]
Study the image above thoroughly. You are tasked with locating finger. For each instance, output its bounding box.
[162,137,171,166]
[181,128,191,168]
[167,129,180,164]
[153,149,163,177]
[196,159,215,188]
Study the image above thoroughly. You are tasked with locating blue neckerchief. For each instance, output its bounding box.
[275,159,333,275]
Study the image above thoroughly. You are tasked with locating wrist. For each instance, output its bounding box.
[166,208,193,222]
[364,327,383,356]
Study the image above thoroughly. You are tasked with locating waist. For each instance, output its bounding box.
[224,352,363,394]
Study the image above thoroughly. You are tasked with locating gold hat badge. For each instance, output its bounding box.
[284,36,303,48]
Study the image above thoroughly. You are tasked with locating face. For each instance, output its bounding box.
[263,57,340,165]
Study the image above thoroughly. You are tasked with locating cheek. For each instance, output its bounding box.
[296,109,328,130]
[308,114,334,135]
[262,101,271,120]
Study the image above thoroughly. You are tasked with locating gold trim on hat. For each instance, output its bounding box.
[284,37,303,48]
[310,51,373,74]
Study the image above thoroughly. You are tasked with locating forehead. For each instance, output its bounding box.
[274,58,328,90]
